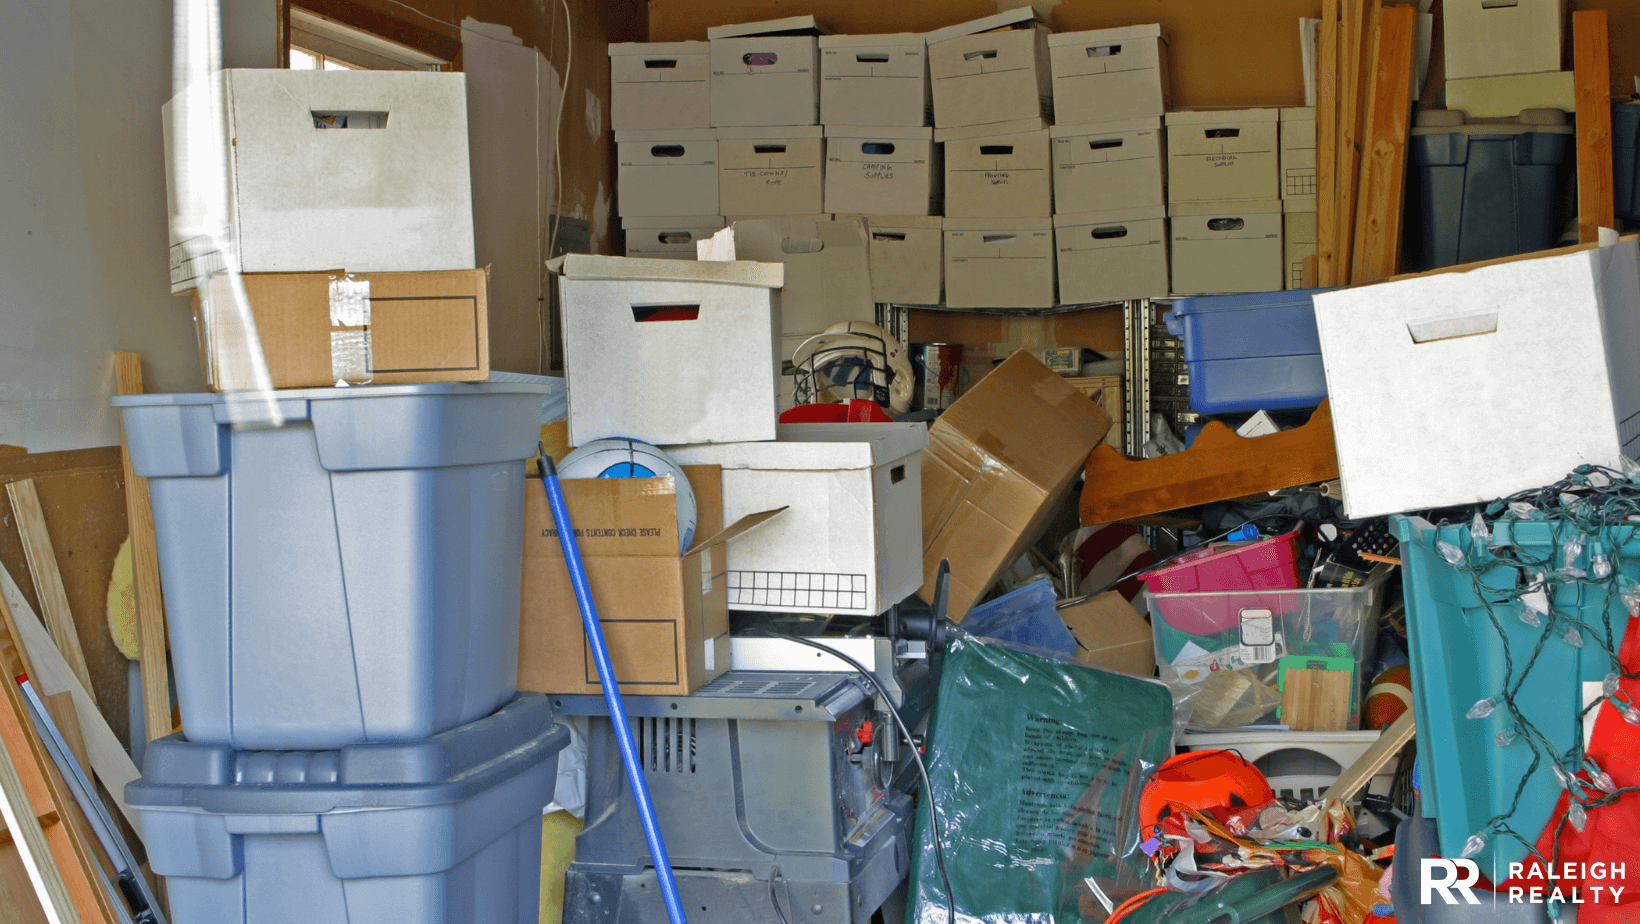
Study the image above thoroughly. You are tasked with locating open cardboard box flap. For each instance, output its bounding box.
[687,506,789,556]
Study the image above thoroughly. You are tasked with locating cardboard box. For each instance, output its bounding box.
[732,217,875,338]
[944,219,1056,309]
[939,120,1053,218]
[553,254,783,446]
[1446,71,1577,119]
[1059,592,1156,676]
[919,351,1112,620]
[1284,197,1317,290]
[609,41,711,131]
[927,9,1052,129]
[1443,0,1565,80]
[1312,237,1640,518]
[623,216,726,260]
[820,33,929,126]
[1281,107,1317,199]
[859,215,944,305]
[1064,375,1124,450]
[616,129,719,217]
[665,423,927,617]
[519,465,784,696]
[163,69,474,293]
[1168,199,1284,295]
[824,125,938,216]
[1055,207,1169,304]
[1051,118,1166,215]
[191,268,488,391]
[1165,109,1281,203]
[1048,25,1171,126]
[717,126,825,217]
[708,16,825,127]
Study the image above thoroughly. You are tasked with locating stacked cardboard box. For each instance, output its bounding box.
[1165,108,1285,295]
[1443,0,1572,119]
[1281,107,1318,290]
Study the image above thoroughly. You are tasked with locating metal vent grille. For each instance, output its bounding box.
[637,717,696,774]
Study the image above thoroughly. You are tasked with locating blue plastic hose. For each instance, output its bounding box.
[538,455,688,924]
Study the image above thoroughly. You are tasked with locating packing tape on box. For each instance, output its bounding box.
[329,276,371,326]
[328,276,373,384]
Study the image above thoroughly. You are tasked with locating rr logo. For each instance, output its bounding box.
[1422,859,1482,905]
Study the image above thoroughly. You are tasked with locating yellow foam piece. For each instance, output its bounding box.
[106,537,139,660]
[539,810,582,924]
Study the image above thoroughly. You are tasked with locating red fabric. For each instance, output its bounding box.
[778,400,892,423]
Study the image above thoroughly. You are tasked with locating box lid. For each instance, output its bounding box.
[1281,106,1317,121]
[548,254,783,288]
[934,118,1050,143]
[622,215,725,229]
[1054,205,1167,227]
[716,125,825,140]
[1050,117,1162,139]
[615,128,718,142]
[944,218,1053,232]
[708,16,829,39]
[926,8,1044,45]
[609,41,708,57]
[669,422,928,471]
[1048,23,1165,47]
[820,33,925,48]
[1166,108,1281,126]
[1283,197,1318,214]
[1168,198,1283,217]
[823,124,934,140]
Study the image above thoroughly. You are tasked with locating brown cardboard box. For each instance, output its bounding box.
[609,41,711,131]
[622,215,727,259]
[943,219,1056,309]
[819,33,929,126]
[939,119,1053,218]
[1446,71,1577,119]
[1059,592,1156,676]
[717,126,825,216]
[518,465,785,696]
[1048,25,1171,126]
[918,351,1111,619]
[1443,0,1566,80]
[824,126,937,216]
[927,9,1052,130]
[1165,109,1281,203]
[1051,118,1166,215]
[1054,206,1170,304]
[192,268,489,391]
[1284,197,1317,291]
[708,17,826,127]
[1169,199,1284,295]
[616,129,719,217]
[837,215,943,305]
[1280,107,1317,199]
[1064,376,1124,450]
[733,217,874,337]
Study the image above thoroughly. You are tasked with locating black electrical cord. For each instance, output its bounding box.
[756,630,955,924]
[768,864,792,924]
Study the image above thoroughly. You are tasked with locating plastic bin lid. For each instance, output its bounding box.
[127,693,565,815]
[1412,107,1572,135]
[110,379,557,409]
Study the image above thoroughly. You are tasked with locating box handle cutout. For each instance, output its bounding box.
[1090,225,1129,240]
[1206,217,1245,231]
[964,49,999,60]
[856,53,891,63]
[1407,313,1499,343]
[861,142,896,155]
[1086,44,1123,57]
[650,144,686,157]
[644,59,678,68]
[890,464,906,484]
[657,232,695,244]
[1205,128,1241,138]
[743,51,779,66]
[311,111,389,129]
[754,144,788,153]
[873,232,908,242]
[1480,0,1518,7]
[979,144,1015,155]
[781,235,825,254]
[1089,138,1125,150]
[982,234,1018,244]
[632,304,702,322]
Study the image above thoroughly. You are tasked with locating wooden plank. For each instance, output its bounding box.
[1575,9,1615,244]
[113,354,172,744]
[37,697,86,786]
[1323,710,1416,804]
[0,840,52,924]
[1335,0,1379,286]
[1316,0,1339,286]
[1351,4,1418,285]
[0,727,79,924]
[3,484,95,708]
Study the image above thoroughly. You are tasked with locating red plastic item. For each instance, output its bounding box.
[1139,528,1303,636]
[855,721,874,745]
[778,400,893,424]
[1138,750,1275,849]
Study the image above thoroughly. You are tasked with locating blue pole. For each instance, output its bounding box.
[538,455,688,924]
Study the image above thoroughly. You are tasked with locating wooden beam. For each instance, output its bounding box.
[0,727,79,924]
[1323,710,1416,804]
[1336,0,1380,285]
[1575,9,1615,244]
[3,484,95,708]
[1351,4,1418,285]
[113,354,172,744]
[1316,0,1339,286]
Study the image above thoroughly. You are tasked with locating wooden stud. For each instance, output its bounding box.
[1336,0,1379,286]
[1351,4,1418,285]
[1317,0,1339,286]
[1323,710,1417,804]
[1574,10,1615,244]
[3,484,95,707]
[0,728,79,924]
[113,353,173,743]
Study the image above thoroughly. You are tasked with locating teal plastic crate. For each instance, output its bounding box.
[1395,515,1635,875]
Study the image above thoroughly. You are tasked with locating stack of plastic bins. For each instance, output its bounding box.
[1165,291,1333,415]
[127,694,568,924]
[1616,101,1640,222]
[1141,528,1304,653]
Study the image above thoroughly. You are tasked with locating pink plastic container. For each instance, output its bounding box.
[1140,529,1303,635]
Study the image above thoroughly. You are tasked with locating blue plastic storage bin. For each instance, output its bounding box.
[128,693,567,924]
[1616,101,1640,222]
[112,382,550,751]
[959,578,1076,656]
[1165,289,1333,414]
[1394,516,1632,874]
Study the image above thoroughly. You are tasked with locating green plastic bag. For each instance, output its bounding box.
[907,636,1176,924]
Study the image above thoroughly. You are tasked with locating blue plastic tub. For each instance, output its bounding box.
[1616,102,1640,222]
[1165,289,1332,414]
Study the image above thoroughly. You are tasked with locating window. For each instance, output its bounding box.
[289,46,363,70]
[287,6,448,71]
